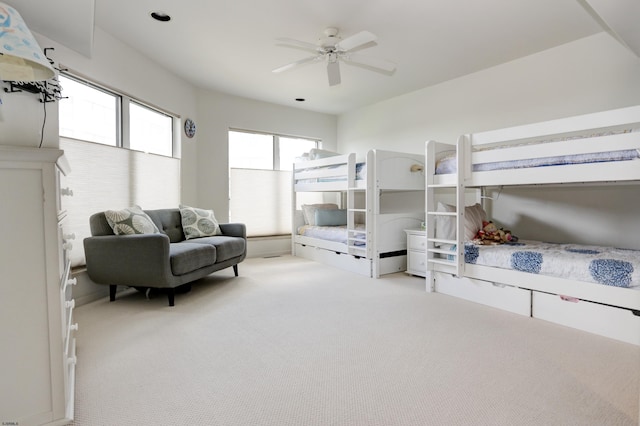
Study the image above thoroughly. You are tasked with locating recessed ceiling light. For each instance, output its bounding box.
[295,98,305,102]
[150,11,171,22]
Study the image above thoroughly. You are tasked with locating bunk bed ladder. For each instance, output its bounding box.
[346,153,368,263]
[425,138,467,291]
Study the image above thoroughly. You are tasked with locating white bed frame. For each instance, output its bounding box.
[292,149,425,278]
[424,105,640,345]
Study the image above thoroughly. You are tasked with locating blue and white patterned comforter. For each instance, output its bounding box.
[463,240,640,289]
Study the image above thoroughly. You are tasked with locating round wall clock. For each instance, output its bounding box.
[184,118,196,138]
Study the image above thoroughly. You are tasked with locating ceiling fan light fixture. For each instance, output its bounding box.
[273,27,394,86]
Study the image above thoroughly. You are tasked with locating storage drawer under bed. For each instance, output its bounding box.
[434,272,531,316]
[294,243,372,277]
[532,291,640,346]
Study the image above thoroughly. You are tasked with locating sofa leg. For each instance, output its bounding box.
[233,264,238,277]
[167,288,175,307]
[109,285,117,302]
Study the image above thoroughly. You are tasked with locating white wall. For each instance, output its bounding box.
[195,90,337,222]
[337,32,640,248]
[338,33,640,155]
[486,185,640,250]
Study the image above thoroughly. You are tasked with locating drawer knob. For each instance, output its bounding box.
[62,242,73,250]
[65,300,75,309]
[67,356,77,366]
[67,277,77,286]
[63,233,76,241]
[70,323,78,331]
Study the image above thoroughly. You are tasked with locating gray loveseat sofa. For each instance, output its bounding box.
[84,208,246,306]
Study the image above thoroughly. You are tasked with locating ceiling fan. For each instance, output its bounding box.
[272,27,396,86]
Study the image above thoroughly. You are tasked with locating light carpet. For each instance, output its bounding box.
[72,255,640,425]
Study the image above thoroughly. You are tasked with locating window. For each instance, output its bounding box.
[58,73,180,267]
[58,74,174,157]
[58,75,118,146]
[229,130,319,237]
[129,102,173,156]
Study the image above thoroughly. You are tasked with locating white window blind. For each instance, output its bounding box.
[60,138,180,267]
[228,130,320,238]
[229,168,291,237]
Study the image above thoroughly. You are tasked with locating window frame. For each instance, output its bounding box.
[58,71,178,158]
[228,128,320,171]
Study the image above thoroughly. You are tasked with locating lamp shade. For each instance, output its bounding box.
[0,2,55,81]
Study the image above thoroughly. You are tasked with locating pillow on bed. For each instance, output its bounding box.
[309,148,340,160]
[435,202,486,241]
[315,209,347,226]
[302,203,339,225]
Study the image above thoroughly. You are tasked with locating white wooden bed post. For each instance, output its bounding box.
[367,150,377,278]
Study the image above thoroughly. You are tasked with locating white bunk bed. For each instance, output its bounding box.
[424,105,640,345]
[292,149,425,278]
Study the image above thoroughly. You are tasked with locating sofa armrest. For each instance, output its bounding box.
[219,223,246,239]
[83,233,175,287]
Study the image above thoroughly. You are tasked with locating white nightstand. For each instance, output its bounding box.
[405,229,426,277]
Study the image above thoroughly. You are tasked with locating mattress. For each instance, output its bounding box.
[297,224,366,245]
[436,149,640,174]
[296,162,366,183]
[436,128,640,174]
[458,240,640,289]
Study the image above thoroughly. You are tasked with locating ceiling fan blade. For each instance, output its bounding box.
[272,55,321,73]
[335,30,377,52]
[327,61,341,86]
[276,37,319,52]
[344,53,396,74]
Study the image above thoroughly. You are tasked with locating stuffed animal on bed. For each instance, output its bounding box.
[473,221,518,245]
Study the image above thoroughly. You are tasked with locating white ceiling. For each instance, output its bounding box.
[6,0,612,114]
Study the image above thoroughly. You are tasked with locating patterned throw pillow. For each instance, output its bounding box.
[104,205,160,235]
[179,204,221,239]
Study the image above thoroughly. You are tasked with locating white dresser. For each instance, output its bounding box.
[0,146,76,425]
[405,229,427,278]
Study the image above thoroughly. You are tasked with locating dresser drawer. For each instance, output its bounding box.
[408,234,426,252]
[408,250,427,274]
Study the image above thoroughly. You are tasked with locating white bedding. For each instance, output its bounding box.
[436,149,640,174]
[461,240,640,289]
[298,224,366,245]
[296,162,367,183]
[436,128,640,174]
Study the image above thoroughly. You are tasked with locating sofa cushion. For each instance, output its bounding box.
[188,236,246,263]
[179,205,221,239]
[169,242,216,276]
[104,205,160,235]
[146,209,185,243]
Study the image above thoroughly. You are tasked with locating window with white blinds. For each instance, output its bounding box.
[59,139,180,267]
[58,73,180,267]
[229,168,291,237]
[228,130,319,237]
